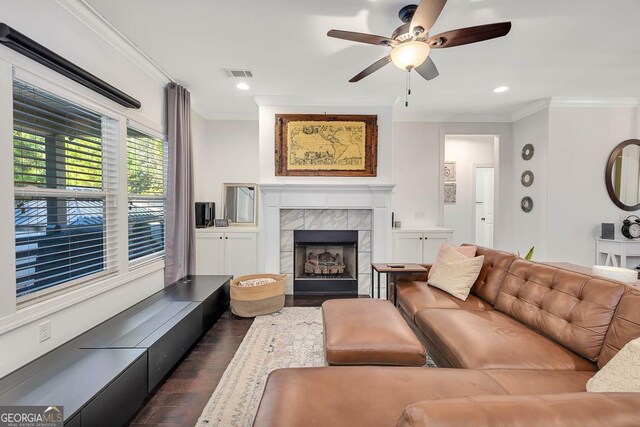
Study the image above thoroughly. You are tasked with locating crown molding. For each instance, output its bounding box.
[394,112,513,123]
[253,95,399,107]
[511,98,552,122]
[549,98,640,108]
[54,0,173,85]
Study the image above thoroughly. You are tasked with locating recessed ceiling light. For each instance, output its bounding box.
[493,86,509,93]
[236,82,250,90]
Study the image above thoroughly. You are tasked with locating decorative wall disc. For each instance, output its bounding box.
[521,196,534,213]
[522,144,535,160]
[521,170,534,187]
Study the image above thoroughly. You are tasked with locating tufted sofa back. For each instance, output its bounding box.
[597,287,640,367]
[495,259,627,362]
[462,245,516,305]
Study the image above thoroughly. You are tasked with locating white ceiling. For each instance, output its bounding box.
[85,0,640,121]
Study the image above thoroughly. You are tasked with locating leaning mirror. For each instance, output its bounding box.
[606,139,640,211]
[223,184,258,225]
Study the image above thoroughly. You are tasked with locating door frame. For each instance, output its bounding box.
[472,164,495,247]
[440,133,500,246]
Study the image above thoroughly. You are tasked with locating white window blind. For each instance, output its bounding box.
[13,80,119,300]
[127,127,166,262]
[236,187,254,223]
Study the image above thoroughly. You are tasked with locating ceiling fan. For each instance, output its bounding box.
[327,0,512,83]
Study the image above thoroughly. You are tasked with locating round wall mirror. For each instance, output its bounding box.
[606,139,640,211]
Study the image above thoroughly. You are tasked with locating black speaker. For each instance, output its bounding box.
[195,202,215,228]
[601,223,615,240]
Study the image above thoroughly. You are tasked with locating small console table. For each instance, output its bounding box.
[371,263,428,305]
[596,238,640,269]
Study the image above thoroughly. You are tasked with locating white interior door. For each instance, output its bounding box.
[475,167,495,248]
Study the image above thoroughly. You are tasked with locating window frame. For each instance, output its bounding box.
[2,66,167,314]
[126,122,167,267]
[13,79,121,305]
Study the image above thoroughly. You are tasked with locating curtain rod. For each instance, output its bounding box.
[0,23,142,109]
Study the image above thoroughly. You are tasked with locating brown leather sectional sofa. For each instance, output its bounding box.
[253,246,640,426]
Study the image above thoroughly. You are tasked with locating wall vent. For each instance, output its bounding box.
[223,69,254,78]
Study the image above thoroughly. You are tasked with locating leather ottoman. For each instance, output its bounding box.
[322,299,426,366]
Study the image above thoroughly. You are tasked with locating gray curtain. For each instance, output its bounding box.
[165,83,195,284]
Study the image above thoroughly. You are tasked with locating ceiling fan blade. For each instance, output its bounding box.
[349,56,392,82]
[428,22,512,48]
[410,0,448,37]
[327,30,396,47]
[415,56,439,81]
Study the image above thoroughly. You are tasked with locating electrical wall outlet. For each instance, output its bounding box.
[39,320,51,342]
[414,211,426,219]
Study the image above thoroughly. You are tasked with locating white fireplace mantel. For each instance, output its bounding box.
[258,184,395,274]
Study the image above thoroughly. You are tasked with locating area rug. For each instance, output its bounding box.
[195,307,436,427]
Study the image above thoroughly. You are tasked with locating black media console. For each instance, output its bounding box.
[0,275,231,427]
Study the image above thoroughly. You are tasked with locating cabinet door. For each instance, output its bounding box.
[224,232,258,278]
[195,233,225,274]
[391,233,424,263]
[422,233,452,263]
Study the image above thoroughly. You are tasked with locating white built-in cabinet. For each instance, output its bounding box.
[195,228,258,278]
[391,228,454,264]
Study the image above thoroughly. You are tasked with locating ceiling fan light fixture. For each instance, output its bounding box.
[390,41,431,70]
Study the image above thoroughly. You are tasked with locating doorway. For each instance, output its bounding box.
[475,166,495,248]
[443,135,497,247]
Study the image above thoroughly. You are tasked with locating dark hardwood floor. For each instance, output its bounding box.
[128,294,364,427]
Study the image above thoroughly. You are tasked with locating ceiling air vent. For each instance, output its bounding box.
[223,69,253,78]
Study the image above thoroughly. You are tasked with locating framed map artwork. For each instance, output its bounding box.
[274,114,378,176]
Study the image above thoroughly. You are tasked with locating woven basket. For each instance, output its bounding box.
[230,274,286,317]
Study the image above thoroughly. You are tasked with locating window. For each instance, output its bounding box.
[127,128,166,262]
[13,80,118,299]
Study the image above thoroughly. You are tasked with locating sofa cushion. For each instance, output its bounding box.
[397,393,640,427]
[397,281,492,321]
[495,260,626,362]
[463,245,516,305]
[415,308,597,371]
[253,367,592,427]
[598,287,640,368]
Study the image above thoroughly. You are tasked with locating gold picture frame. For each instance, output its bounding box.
[274,114,378,176]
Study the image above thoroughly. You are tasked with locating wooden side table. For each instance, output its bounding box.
[371,263,428,305]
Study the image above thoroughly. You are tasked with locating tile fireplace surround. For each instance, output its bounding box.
[260,184,395,296]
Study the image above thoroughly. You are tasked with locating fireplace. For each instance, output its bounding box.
[293,230,358,295]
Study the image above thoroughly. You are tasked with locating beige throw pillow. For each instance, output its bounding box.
[586,337,640,392]
[428,243,478,279]
[427,249,484,301]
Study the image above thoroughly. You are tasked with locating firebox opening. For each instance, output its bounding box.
[293,230,358,295]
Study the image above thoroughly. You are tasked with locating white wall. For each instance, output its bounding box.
[258,105,393,184]
[444,135,495,245]
[546,106,640,266]
[512,109,549,259]
[192,119,259,212]
[390,122,514,251]
[0,0,169,376]
[392,122,442,228]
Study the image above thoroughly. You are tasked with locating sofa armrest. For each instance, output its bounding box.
[397,393,640,427]
[396,264,432,283]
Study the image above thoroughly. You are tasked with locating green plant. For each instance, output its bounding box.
[517,246,535,260]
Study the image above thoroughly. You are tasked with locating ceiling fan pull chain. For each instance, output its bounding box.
[405,69,410,107]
